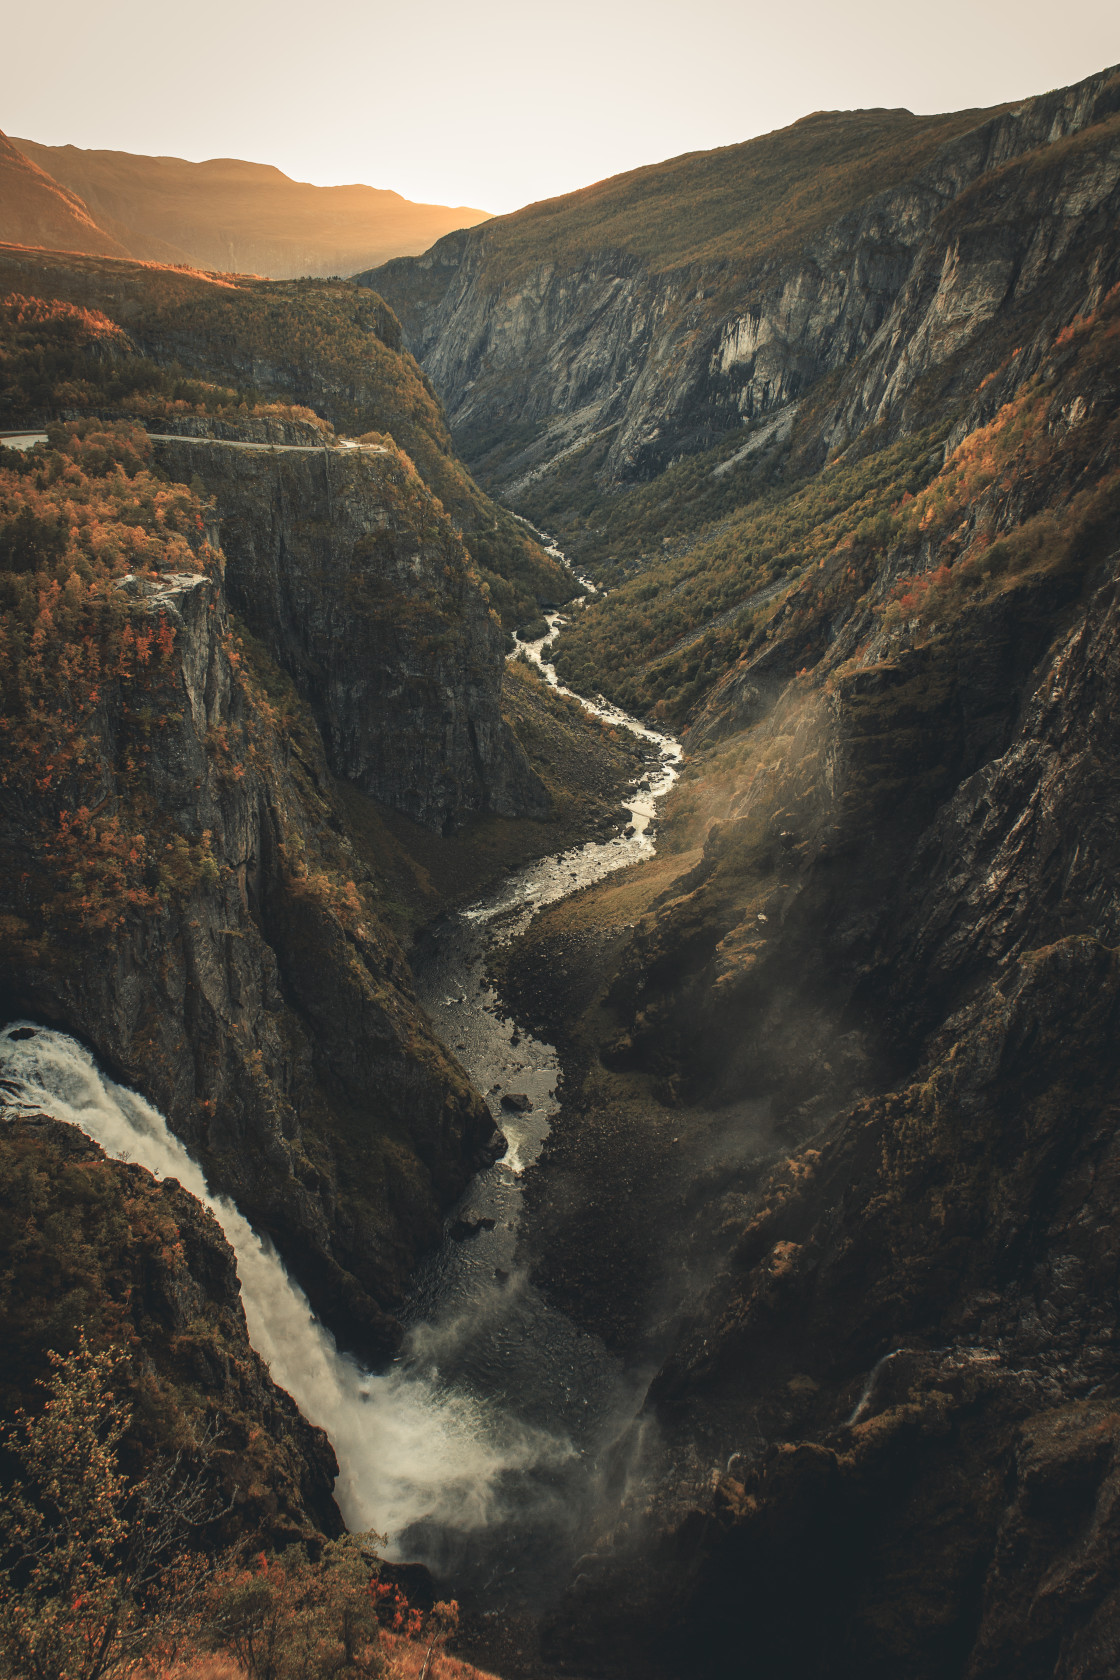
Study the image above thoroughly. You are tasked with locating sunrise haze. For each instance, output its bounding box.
[3,0,1118,213]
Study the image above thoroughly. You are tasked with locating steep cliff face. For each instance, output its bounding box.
[597,656,1120,1676]
[0,424,499,1364]
[363,67,1120,504]
[486,217,1120,1676]
[0,1108,341,1546]
[151,431,546,832]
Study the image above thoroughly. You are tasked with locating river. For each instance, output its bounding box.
[0,577,683,1611]
[399,594,681,1599]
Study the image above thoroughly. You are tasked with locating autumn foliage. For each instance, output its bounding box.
[0,1339,470,1680]
[0,420,225,942]
[0,1338,214,1680]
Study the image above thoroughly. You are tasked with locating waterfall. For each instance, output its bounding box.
[844,1348,905,1427]
[0,1022,567,1548]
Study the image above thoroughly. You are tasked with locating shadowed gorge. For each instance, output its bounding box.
[3,54,1120,1680]
[363,58,1120,1680]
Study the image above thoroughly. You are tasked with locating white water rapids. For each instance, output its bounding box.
[0,559,682,1600]
[0,1021,559,1543]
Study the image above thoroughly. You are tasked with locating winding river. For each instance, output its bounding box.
[0,572,682,1611]
[400,591,681,1598]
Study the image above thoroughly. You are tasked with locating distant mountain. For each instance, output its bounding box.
[0,127,128,258]
[10,139,491,277]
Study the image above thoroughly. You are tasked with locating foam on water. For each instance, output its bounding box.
[0,534,684,1593]
[0,1022,568,1549]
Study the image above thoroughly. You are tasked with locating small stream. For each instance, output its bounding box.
[0,561,683,1612]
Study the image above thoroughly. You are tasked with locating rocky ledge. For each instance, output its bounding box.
[0,1107,341,1545]
[153,432,547,833]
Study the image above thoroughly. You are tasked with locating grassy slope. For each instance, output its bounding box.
[0,245,571,625]
[468,105,993,286]
[555,280,1120,728]
[551,426,944,721]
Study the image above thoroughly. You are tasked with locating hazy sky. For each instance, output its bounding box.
[4,0,1118,213]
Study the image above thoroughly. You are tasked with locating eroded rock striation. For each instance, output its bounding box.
[152,431,547,831]
[363,67,1120,499]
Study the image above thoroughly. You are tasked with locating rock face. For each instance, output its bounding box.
[514,553,1120,1676]
[0,1109,341,1545]
[363,67,1120,497]
[152,432,547,832]
[1,504,498,1364]
[0,243,574,628]
[472,139,1120,1672]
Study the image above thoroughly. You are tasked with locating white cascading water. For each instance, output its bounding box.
[0,544,684,1588]
[0,1022,567,1548]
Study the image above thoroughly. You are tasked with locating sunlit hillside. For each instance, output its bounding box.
[0,127,126,258]
[11,139,492,277]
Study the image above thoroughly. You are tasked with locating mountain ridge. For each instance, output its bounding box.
[0,126,129,259]
[362,64,1120,504]
[7,137,492,277]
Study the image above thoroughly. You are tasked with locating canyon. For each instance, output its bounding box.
[3,58,1120,1680]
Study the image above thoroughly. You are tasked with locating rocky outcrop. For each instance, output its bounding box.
[0,1108,341,1545]
[0,242,573,627]
[151,412,332,446]
[152,433,548,831]
[595,928,1120,1678]
[489,252,1120,1672]
[512,567,1120,1670]
[363,67,1120,497]
[1,532,499,1364]
[822,92,1120,459]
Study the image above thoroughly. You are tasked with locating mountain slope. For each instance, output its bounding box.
[0,244,571,627]
[362,66,1120,510]
[0,1108,341,1546]
[0,127,127,258]
[364,61,1120,730]
[12,139,491,277]
[0,258,628,1368]
[470,78,1120,1680]
[481,243,1120,1680]
[0,418,508,1360]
